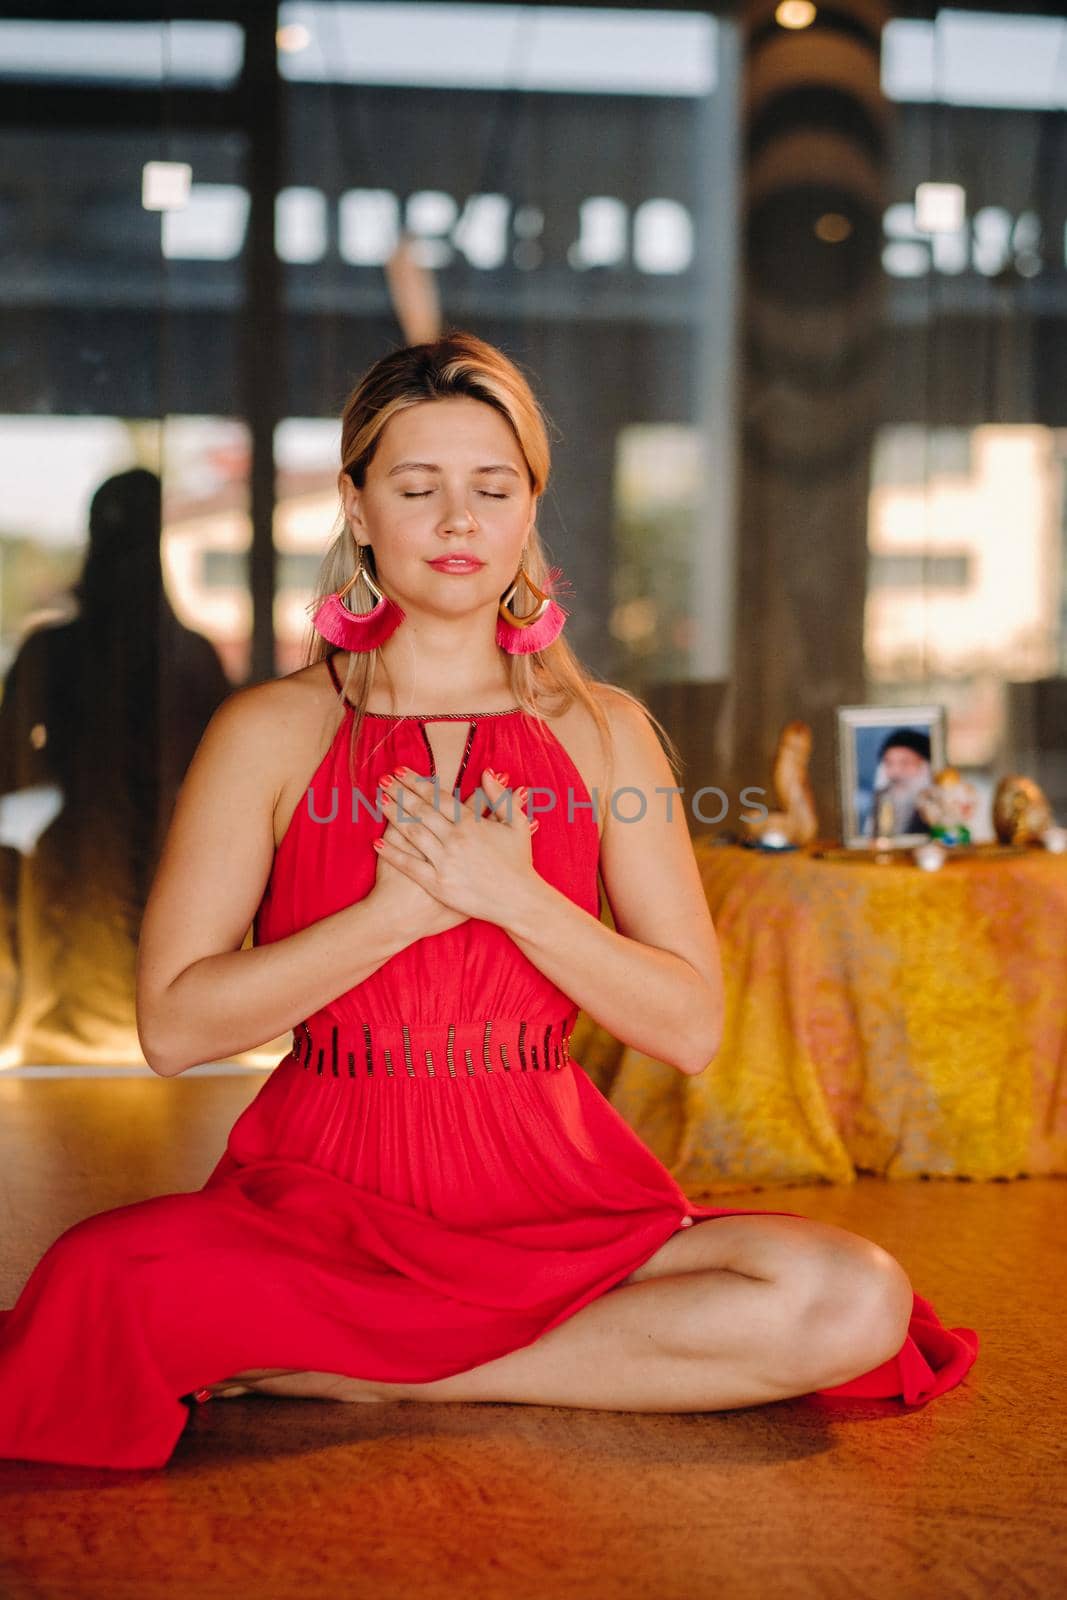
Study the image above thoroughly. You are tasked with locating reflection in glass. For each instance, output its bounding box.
[866,424,1067,770]
[0,470,230,1066]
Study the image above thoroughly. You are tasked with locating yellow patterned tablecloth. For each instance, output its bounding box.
[572,844,1067,1193]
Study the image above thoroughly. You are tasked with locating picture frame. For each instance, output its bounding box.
[835,705,948,849]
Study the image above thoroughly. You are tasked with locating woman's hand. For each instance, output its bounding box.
[369,798,471,941]
[373,766,541,929]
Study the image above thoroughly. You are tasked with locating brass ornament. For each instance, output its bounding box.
[992,775,1053,845]
[741,720,818,846]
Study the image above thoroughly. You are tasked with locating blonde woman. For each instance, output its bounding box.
[0,332,976,1468]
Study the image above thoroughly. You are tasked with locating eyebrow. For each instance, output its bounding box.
[386,460,521,478]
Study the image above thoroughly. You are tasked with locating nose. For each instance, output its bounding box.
[440,500,477,534]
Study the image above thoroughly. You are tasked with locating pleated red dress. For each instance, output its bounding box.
[0,654,978,1468]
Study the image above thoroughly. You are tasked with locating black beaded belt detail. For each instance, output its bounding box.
[291,1016,574,1080]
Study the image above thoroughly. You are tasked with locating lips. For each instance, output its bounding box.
[428,557,485,571]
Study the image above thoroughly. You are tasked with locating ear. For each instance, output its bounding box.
[339,473,366,532]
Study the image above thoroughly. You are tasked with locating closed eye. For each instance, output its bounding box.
[401,490,508,499]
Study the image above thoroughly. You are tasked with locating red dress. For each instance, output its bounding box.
[0,657,978,1468]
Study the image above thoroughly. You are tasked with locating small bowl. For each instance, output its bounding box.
[913,842,948,872]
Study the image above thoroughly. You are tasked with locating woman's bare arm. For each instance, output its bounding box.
[503,689,723,1076]
[135,685,407,1077]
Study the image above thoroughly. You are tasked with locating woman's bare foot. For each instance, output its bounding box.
[202,1368,394,1402]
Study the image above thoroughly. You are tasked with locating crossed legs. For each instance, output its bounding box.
[203,1215,915,1413]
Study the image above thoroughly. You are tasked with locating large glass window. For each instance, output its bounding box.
[0,58,248,1068]
[866,423,1066,765]
[872,7,1067,823]
[0,3,735,1069]
[273,1,736,689]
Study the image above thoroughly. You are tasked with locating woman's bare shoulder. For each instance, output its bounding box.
[206,660,335,745]
[197,661,343,845]
[532,680,634,834]
[543,680,647,744]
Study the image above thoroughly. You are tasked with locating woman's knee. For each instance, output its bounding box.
[791,1235,915,1384]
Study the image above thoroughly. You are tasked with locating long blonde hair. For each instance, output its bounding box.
[301,329,682,811]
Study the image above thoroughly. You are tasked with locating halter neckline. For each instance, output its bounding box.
[326,653,523,719]
[362,708,525,719]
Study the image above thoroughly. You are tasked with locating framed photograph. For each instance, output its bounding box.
[835,705,948,848]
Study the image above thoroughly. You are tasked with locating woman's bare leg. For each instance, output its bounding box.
[204,1216,914,1412]
[385,1255,911,1411]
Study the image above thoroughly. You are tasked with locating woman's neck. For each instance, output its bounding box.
[333,652,517,713]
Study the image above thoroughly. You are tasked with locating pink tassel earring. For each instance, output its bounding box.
[310,543,406,652]
[496,556,572,655]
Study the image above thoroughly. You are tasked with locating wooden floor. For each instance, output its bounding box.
[0,1071,1064,1600]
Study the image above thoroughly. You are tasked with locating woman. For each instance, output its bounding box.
[0,332,977,1469]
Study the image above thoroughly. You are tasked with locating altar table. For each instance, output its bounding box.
[572,844,1067,1193]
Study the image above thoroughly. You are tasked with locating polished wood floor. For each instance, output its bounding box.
[0,1071,1063,1600]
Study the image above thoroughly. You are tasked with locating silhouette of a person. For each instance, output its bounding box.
[0,468,231,1064]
